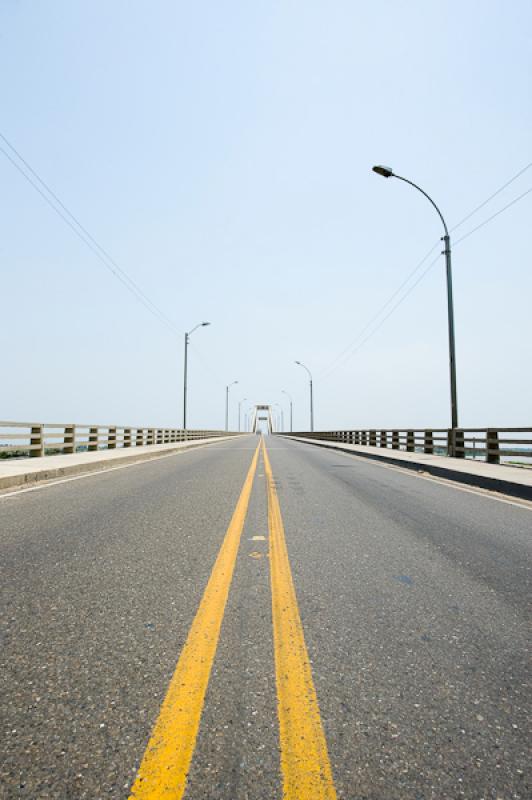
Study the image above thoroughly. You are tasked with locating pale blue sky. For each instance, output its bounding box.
[1,1,531,430]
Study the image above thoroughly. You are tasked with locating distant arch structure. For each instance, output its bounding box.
[250,404,275,434]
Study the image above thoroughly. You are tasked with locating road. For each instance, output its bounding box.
[1,435,530,799]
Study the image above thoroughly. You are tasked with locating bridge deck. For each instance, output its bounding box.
[1,436,529,799]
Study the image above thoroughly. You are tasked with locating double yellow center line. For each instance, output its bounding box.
[130,439,336,799]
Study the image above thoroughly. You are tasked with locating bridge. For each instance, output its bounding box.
[1,420,530,799]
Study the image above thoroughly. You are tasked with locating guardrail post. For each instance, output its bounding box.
[486,428,500,464]
[407,430,415,452]
[424,430,434,454]
[108,427,117,449]
[392,430,399,450]
[455,429,465,459]
[30,425,44,457]
[124,428,132,448]
[379,430,387,448]
[88,426,99,452]
[64,425,76,455]
[369,430,376,447]
[348,431,353,444]
[447,429,454,457]
[354,431,359,445]
[136,428,143,447]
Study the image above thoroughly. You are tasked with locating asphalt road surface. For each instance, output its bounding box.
[1,435,530,799]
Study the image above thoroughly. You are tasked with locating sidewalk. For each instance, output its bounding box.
[0,436,241,491]
[283,436,532,501]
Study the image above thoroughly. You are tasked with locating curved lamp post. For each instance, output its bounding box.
[183,322,211,429]
[238,397,248,432]
[372,166,458,433]
[282,390,293,432]
[247,402,257,432]
[295,361,314,432]
[274,403,284,432]
[225,380,238,431]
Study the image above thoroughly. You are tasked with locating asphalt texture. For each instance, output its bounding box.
[1,435,530,799]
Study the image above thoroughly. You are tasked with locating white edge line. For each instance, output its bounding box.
[285,440,532,512]
[0,439,238,500]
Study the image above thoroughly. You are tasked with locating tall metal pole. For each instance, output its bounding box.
[282,390,293,432]
[183,322,211,431]
[372,167,459,434]
[225,381,238,431]
[238,398,247,432]
[183,332,189,429]
[295,361,314,432]
[443,234,458,431]
[274,404,284,432]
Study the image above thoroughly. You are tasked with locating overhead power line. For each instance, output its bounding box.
[333,251,443,366]
[454,186,532,245]
[0,132,179,334]
[450,161,531,233]
[319,241,440,378]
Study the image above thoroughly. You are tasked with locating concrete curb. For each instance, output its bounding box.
[0,436,239,492]
[282,436,532,502]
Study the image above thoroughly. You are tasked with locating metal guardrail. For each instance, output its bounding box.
[282,428,532,464]
[0,421,238,459]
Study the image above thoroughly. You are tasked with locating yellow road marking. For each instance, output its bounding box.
[129,442,260,799]
[262,439,337,799]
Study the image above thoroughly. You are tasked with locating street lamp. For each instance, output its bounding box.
[372,165,458,434]
[274,403,284,432]
[282,390,293,432]
[238,397,248,432]
[246,401,256,432]
[225,381,238,431]
[183,322,211,430]
[295,361,314,431]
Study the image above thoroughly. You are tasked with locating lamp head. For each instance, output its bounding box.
[372,165,394,178]
[202,321,211,327]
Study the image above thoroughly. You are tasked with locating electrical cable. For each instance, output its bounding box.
[319,240,440,378]
[453,186,532,245]
[336,252,443,363]
[0,133,179,334]
[450,162,531,233]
